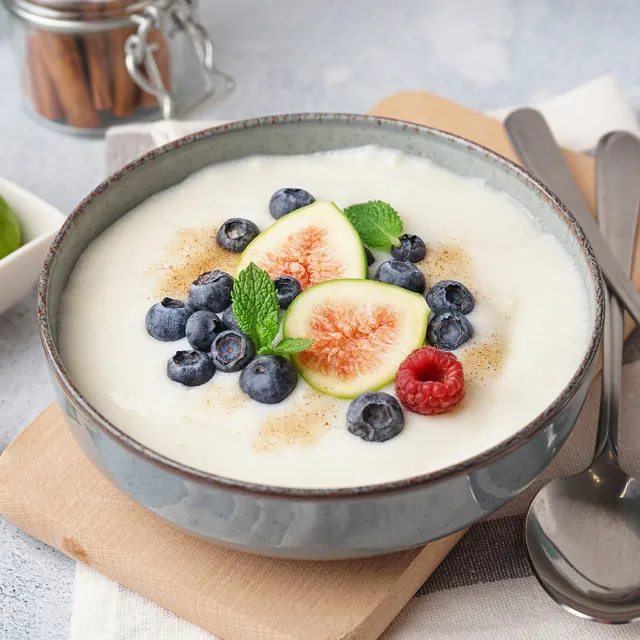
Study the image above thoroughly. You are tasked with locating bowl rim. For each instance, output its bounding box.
[37,112,604,499]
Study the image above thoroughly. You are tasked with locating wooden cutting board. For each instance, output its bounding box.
[0,92,601,640]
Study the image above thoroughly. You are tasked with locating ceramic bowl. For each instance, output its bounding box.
[38,114,604,559]
[0,178,64,317]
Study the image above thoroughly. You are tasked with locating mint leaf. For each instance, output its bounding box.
[257,345,276,356]
[257,320,279,351]
[272,337,313,356]
[232,262,279,351]
[343,200,403,249]
[258,338,313,357]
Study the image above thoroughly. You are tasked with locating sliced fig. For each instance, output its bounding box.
[283,279,430,398]
[236,201,367,289]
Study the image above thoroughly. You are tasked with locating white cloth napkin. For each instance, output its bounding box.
[487,75,640,153]
[72,75,640,640]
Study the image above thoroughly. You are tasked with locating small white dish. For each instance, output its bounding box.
[0,177,65,316]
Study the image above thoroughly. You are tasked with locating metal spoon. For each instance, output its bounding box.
[523,131,640,623]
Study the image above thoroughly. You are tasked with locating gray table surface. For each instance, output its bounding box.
[1,1,639,638]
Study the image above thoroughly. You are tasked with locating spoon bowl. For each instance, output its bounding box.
[526,458,640,623]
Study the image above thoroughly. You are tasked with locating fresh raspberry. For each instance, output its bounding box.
[395,346,465,415]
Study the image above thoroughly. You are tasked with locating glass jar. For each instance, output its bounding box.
[2,0,234,134]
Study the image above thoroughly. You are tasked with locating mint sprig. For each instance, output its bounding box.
[232,263,313,357]
[343,200,403,250]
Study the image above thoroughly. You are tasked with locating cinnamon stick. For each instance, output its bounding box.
[27,34,63,122]
[36,31,101,128]
[138,28,171,108]
[82,4,113,111]
[108,0,138,118]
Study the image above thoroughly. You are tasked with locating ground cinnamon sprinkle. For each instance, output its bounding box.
[417,243,474,287]
[254,391,340,453]
[153,227,239,300]
[459,335,507,385]
[202,384,247,414]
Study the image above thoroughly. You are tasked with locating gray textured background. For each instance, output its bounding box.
[1,1,639,638]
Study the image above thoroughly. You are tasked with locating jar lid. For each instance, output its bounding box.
[4,0,158,30]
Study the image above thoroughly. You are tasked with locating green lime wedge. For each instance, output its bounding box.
[0,196,21,260]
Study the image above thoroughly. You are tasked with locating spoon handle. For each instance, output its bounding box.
[594,131,640,462]
[505,108,640,326]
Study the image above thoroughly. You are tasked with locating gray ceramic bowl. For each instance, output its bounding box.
[38,114,604,559]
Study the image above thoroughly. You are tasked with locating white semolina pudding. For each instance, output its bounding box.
[59,146,590,489]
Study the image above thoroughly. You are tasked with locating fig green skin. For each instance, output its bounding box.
[283,278,430,399]
[235,201,367,279]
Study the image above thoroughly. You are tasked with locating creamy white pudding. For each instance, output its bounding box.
[59,146,590,489]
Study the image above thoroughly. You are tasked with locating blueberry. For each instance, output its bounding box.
[347,392,404,443]
[240,355,298,404]
[426,280,475,315]
[211,330,255,372]
[188,270,233,313]
[273,275,302,309]
[145,297,193,341]
[374,260,426,294]
[391,234,426,262]
[185,310,224,351]
[269,188,315,219]
[363,246,375,267]
[427,311,473,350]
[167,350,215,387]
[221,305,241,331]
[216,218,260,253]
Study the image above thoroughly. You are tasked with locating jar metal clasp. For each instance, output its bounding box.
[124,0,234,119]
